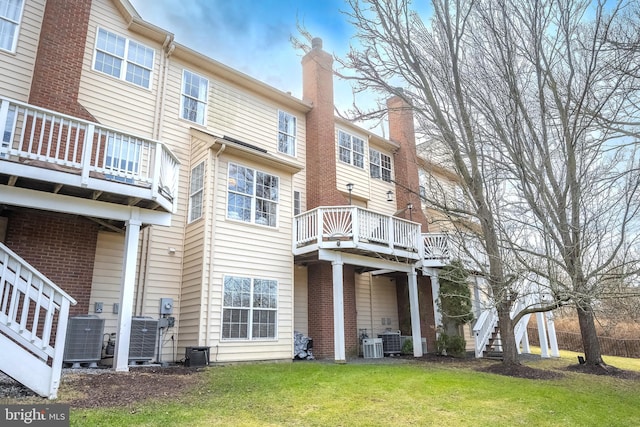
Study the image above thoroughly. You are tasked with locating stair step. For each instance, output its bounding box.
[483,351,503,360]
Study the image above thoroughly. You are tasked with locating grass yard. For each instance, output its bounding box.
[60,350,640,426]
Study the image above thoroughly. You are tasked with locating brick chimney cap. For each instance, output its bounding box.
[312,37,323,49]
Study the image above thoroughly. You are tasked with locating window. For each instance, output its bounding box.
[1,104,16,157]
[222,276,277,340]
[338,130,364,168]
[369,148,392,182]
[188,161,205,222]
[0,0,23,53]
[105,135,140,182]
[293,191,301,216]
[227,163,279,227]
[93,28,154,89]
[181,70,208,125]
[278,111,296,156]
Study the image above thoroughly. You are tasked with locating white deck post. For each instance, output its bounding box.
[407,269,423,357]
[113,215,142,371]
[332,255,346,363]
[429,270,442,331]
[546,311,559,357]
[536,311,549,358]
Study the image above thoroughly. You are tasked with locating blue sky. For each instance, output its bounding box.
[129,0,355,105]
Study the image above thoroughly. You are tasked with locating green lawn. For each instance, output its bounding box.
[69,351,640,427]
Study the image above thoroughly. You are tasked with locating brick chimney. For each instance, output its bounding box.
[29,0,95,120]
[302,38,358,359]
[302,37,344,208]
[387,93,428,231]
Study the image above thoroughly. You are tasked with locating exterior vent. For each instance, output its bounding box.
[63,315,105,368]
[129,316,158,364]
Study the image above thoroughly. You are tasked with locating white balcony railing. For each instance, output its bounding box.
[423,233,451,262]
[294,206,422,259]
[0,96,179,212]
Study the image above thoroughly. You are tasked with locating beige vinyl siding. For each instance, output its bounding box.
[178,145,211,345]
[355,273,374,337]
[370,275,399,337]
[89,231,126,333]
[206,155,295,362]
[335,126,371,204]
[0,0,44,101]
[78,0,160,136]
[293,266,308,334]
[356,274,400,338]
[366,142,396,215]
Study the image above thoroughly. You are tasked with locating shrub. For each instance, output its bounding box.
[402,338,414,355]
[435,333,467,357]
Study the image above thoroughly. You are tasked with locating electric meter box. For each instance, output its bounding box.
[160,298,174,315]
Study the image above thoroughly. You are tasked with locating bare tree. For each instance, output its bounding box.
[337,0,640,366]
[466,0,640,367]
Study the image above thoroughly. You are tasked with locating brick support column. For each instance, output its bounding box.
[307,262,357,359]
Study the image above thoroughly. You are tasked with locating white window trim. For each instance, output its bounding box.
[221,275,279,341]
[338,129,365,169]
[277,110,296,157]
[92,27,155,89]
[369,148,393,182]
[180,69,209,126]
[188,161,205,223]
[0,0,24,53]
[226,163,279,228]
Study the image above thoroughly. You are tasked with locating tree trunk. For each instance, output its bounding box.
[576,303,605,366]
[497,304,519,365]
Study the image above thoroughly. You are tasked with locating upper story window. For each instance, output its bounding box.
[181,70,208,125]
[227,163,279,227]
[369,148,392,182]
[0,0,24,53]
[93,28,154,89]
[338,130,364,168]
[222,275,278,340]
[278,111,296,156]
[188,161,205,223]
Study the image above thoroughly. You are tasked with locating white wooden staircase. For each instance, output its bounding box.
[0,242,76,399]
[473,288,558,359]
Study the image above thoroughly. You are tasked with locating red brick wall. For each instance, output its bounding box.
[302,38,345,208]
[387,95,429,231]
[4,209,99,315]
[29,0,95,120]
[307,262,358,359]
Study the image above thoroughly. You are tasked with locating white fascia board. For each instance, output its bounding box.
[0,185,172,226]
[317,249,417,273]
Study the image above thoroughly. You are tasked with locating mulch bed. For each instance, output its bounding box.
[60,366,204,408]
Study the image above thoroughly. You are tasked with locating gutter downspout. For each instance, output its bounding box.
[206,143,226,354]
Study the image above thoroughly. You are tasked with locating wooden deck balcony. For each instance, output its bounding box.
[293,208,485,270]
[0,96,179,214]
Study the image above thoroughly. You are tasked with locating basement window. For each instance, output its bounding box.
[222,276,278,340]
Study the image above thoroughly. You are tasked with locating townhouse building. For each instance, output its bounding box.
[0,0,557,399]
